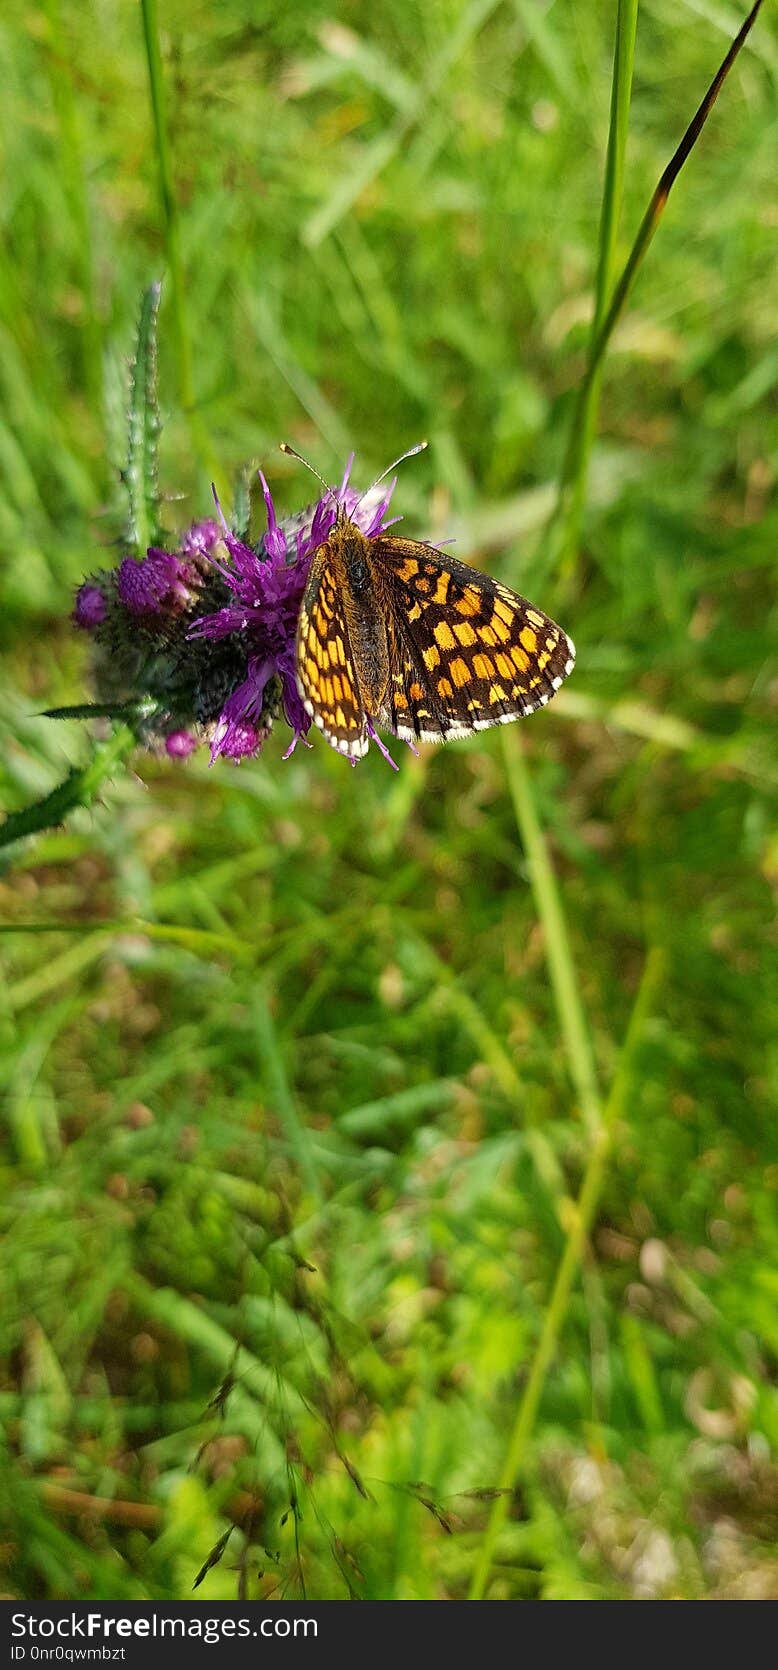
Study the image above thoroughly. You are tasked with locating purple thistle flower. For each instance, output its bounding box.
[73,459,405,770]
[117,548,193,616]
[191,459,398,764]
[73,583,107,629]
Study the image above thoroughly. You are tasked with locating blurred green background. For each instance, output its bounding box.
[1,0,776,1601]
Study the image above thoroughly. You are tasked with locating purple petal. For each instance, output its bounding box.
[361,488,396,538]
[282,731,313,760]
[165,730,197,758]
[366,719,399,771]
[341,474,398,536]
[210,656,274,762]
[208,487,257,576]
[258,471,288,565]
[182,519,220,560]
[300,497,337,560]
[338,453,355,498]
[277,645,311,741]
[118,550,184,615]
[212,720,262,761]
[190,605,253,641]
[73,583,106,628]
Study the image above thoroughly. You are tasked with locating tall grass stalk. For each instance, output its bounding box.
[559,0,638,578]
[554,0,764,576]
[473,0,767,1601]
[42,0,102,404]
[139,0,224,496]
[469,946,665,1598]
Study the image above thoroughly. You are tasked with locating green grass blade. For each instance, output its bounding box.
[139,0,224,497]
[302,0,502,247]
[40,0,102,403]
[338,1079,457,1139]
[554,0,765,573]
[559,0,639,576]
[252,989,323,1203]
[502,731,602,1137]
[5,932,113,1013]
[139,0,193,415]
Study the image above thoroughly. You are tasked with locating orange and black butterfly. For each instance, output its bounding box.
[283,443,575,761]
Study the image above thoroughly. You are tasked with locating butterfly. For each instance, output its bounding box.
[283,444,575,761]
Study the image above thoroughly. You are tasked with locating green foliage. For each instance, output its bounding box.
[0,0,776,1603]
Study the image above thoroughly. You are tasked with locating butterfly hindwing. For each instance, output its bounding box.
[378,611,440,741]
[371,537,576,743]
[296,544,369,757]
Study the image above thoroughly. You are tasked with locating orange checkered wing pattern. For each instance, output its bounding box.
[296,542,369,758]
[372,538,576,744]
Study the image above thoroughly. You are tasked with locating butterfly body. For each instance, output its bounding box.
[296,510,575,760]
[336,525,392,713]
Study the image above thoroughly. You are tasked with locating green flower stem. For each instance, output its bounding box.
[0,725,136,854]
[469,946,665,1598]
[125,281,163,556]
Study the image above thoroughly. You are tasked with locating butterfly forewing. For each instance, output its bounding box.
[370,537,575,743]
[297,544,369,757]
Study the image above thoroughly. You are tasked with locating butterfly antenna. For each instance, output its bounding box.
[279,443,341,515]
[352,440,428,514]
